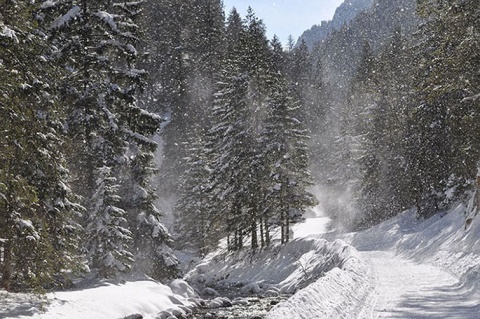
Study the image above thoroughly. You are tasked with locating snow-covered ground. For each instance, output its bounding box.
[342,204,480,318]
[187,201,480,318]
[358,251,477,318]
[1,201,479,318]
[0,278,199,319]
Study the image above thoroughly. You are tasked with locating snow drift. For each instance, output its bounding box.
[265,239,373,318]
[186,237,373,318]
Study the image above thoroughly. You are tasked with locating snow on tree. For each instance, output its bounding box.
[261,75,318,244]
[207,69,253,250]
[0,1,83,290]
[122,123,179,280]
[197,7,318,251]
[86,166,133,277]
[350,33,412,226]
[143,0,226,197]
[173,129,214,256]
[402,0,480,218]
[37,0,176,278]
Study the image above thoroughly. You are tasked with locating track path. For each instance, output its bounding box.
[359,250,479,319]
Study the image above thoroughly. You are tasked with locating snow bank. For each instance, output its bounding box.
[186,237,373,318]
[266,240,373,318]
[1,280,198,319]
[359,207,478,272]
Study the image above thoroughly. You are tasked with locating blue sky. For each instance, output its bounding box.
[223,0,344,45]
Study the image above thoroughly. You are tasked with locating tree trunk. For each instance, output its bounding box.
[280,210,285,244]
[465,165,480,230]
[476,173,480,214]
[285,213,290,243]
[1,239,12,291]
[234,229,239,251]
[259,215,264,248]
[265,215,270,247]
[1,190,12,291]
[251,218,258,250]
[238,228,243,249]
[227,233,231,252]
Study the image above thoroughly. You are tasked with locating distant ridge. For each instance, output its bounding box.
[296,0,373,49]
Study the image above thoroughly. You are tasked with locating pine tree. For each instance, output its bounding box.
[24,77,84,289]
[39,0,174,278]
[144,0,225,197]
[207,66,252,250]
[319,42,375,228]
[1,1,83,290]
[139,0,190,199]
[84,166,131,277]
[417,0,480,203]
[405,25,453,217]
[262,76,318,243]
[173,129,214,256]
[203,7,318,250]
[286,35,295,53]
[1,0,42,291]
[139,0,188,110]
[402,0,480,218]
[372,27,412,217]
[287,39,310,105]
[111,0,178,280]
[353,33,411,226]
[188,0,225,100]
[241,7,273,250]
[39,0,129,199]
[270,35,287,75]
[122,113,179,279]
[43,0,134,277]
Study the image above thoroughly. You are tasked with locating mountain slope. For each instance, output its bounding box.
[297,0,373,49]
[315,0,418,83]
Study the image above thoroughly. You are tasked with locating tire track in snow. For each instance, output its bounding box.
[359,251,479,319]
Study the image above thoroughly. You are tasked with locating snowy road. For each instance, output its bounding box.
[359,250,479,319]
[291,209,480,319]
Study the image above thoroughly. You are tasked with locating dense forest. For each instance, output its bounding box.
[0,0,478,292]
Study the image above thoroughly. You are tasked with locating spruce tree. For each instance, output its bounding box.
[203,7,318,249]
[39,0,174,278]
[402,0,480,218]
[1,1,83,290]
[225,7,244,54]
[287,39,310,106]
[415,0,480,208]
[85,166,133,277]
[173,129,214,256]
[144,0,225,197]
[262,76,317,243]
[353,34,411,225]
[43,0,135,276]
[122,116,179,280]
[207,65,252,250]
